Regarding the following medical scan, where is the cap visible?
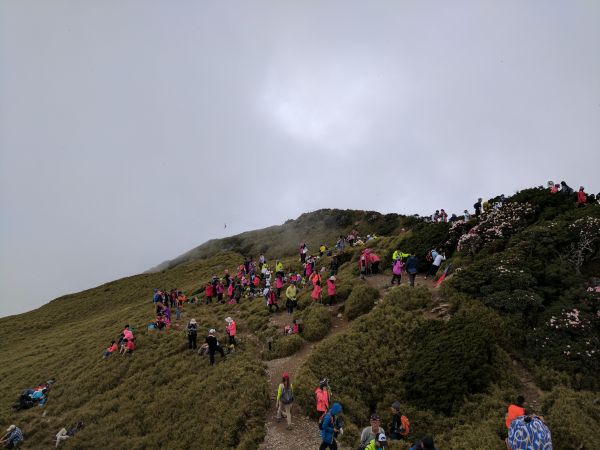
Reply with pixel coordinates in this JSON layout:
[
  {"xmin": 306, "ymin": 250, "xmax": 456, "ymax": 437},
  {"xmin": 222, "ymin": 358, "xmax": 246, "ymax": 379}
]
[
  {"xmin": 370, "ymin": 413, "xmax": 381, "ymax": 421},
  {"xmin": 209, "ymin": 328, "xmax": 216, "ymax": 334},
  {"xmin": 189, "ymin": 319, "xmax": 197, "ymax": 325},
  {"xmin": 6, "ymin": 425, "xmax": 15, "ymax": 432},
  {"xmin": 377, "ymin": 433, "xmax": 387, "ymax": 443},
  {"xmin": 282, "ymin": 372, "xmax": 290, "ymax": 379},
  {"xmin": 329, "ymin": 276, "xmax": 335, "ymax": 281},
  {"xmin": 225, "ymin": 317, "xmax": 232, "ymax": 323}
]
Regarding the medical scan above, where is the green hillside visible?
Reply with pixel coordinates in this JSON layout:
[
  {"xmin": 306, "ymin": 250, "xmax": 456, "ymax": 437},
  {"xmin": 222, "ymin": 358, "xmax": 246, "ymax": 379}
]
[{"xmin": 1, "ymin": 188, "xmax": 599, "ymax": 449}]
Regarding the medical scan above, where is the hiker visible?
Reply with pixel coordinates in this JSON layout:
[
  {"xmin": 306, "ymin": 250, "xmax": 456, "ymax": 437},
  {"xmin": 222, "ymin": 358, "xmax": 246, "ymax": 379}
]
[
  {"xmin": 319, "ymin": 402, "xmax": 343, "ymax": 450},
  {"xmin": 425, "ymin": 251, "xmax": 445, "ymax": 279},
  {"xmin": 432, "ymin": 210, "xmax": 439, "ymax": 222},
  {"xmin": 326, "ymin": 276, "xmax": 336, "ymax": 305},
  {"xmin": 300, "ymin": 243, "xmax": 308, "ymax": 263},
  {"xmin": 275, "ymin": 260, "xmax": 284, "ymax": 278},
  {"xmin": 406, "ymin": 252, "xmax": 418, "ymax": 287},
  {"xmin": 364, "ymin": 433, "xmax": 388, "ymax": 450},
  {"xmin": 330, "ymin": 255, "xmax": 339, "ymax": 276},
  {"xmin": 474, "ymin": 198, "xmax": 482, "ymax": 218},
  {"xmin": 275, "ymin": 275, "xmax": 283, "ymax": 298},
  {"xmin": 391, "ymin": 258, "xmax": 403, "ymax": 285},
  {"xmin": 578, "ymin": 187, "xmax": 587, "ymax": 207},
  {"xmin": 389, "ymin": 401, "xmax": 409, "ymax": 440},
  {"xmin": 286, "ymin": 283, "xmax": 297, "ymax": 314},
  {"xmin": 205, "ymin": 282, "xmax": 214, "ymax": 304},
  {"xmin": 440, "ymin": 209, "xmax": 448, "ymax": 223},
  {"xmin": 463, "ymin": 210, "xmax": 470, "ymax": 221},
  {"xmin": 312, "ymin": 280, "xmax": 322, "ymax": 303},
  {"xmin": 122, "ymin": 324, "xmax": 134, "ymax": 343},
  {"xmin": 276, "ymin": 372, "xmax": 294, "ymax": 430},
  {"xmin": 505, "ymin": 395, "xmax": 527, "ymax": 428},
  {"xmin": 1, "ymin": 425, "xmax": 23, "ymax": 449},
  {"xmin": 187, "ymin": 319, "xmax": 198, "ymax": 350},
  {"xmin": 266, "ymin": 287, "xmax": 279, "ymax": 312},
  {"xmin": 359, "ymin": 252, "xmax": 369, "ymax": 279},
  {"xmin": 225, "ymin": 317, "xmax": 237, "ymax": 348},
  {"xmin": 216, "ymin": 281, "xmax": 224, "ymax": 303},
  {"xmin": 120, "ymin": 338, "xmax": 135, "ymax": 355},
  {"xmin": 103, "ymin": 340, "xmax": 118, "ymax": 358},
  {"xmin": 369, "ymin": 252, "xmax": 381, "ymax": 274},
  {"xmin": 205, "ymin": 329, "xmax": 225, "ymax": 365},
  {"xmin": 560, "ymin": 181, "xmax": 574, "ymax": 196},
  {"xmin": 315, "ymin": 378, "xmax": 330, "ymax": 415},
  {"xmin": 359, "ymin": 413, "xmax": 385, "ymax": 449},
  {"xmin": 409, "ymin": 436, "xmax": 437, "ymax": 450},
  {"xmin": 55, "ymin": 422, "xmax": 84, "ymax": 448}
]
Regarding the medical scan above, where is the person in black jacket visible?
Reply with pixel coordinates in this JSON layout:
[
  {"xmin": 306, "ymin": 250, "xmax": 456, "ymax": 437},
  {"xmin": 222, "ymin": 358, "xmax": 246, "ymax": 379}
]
[
  {"xmin": 205, "ymin": 329, "xmax": 225, "ymax": 366},
  {"xmin": 186, "ymin": 319, "xmax": 198, "ymax": 349}
]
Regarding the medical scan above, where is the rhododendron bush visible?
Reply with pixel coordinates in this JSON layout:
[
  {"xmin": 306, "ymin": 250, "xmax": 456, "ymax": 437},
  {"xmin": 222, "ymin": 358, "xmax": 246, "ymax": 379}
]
[{"xmin": 455, "ymin": 202, "xmax": 535, "ymax": 254}]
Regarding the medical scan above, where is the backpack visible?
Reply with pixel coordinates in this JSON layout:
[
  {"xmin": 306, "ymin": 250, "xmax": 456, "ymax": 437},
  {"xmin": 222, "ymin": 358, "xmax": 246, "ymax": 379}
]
[
  {"xmin": 393, "ymin": 260, "xmax": 403, "ymax": 275},
  {"xmin": 400, "ymin": 415, "xmax": 410, "ymax": 436},
  {"xmin": 318, "ymin": 411, "xmax": 333, "ymax": 430},
  {"xmin": 280, "ymin": 386, "xmax": 294, "ymax": 405}
]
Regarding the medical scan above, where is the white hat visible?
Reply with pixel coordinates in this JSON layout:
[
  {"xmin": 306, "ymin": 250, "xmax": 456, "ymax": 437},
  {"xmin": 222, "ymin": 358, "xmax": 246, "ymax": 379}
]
[
  {"xmin": 225, "ymin": 317, "xmax": 232, "ymax": 323},
  {"xmin": 6, "ymin": 425, "xmax": 15, "ymax": 432},
  {"xmin": 329, "ymin": 276, "xmax": 336, "ymax": 281},
  {"xmin": 189, "ymin": 319, "xmax": 197, "ymax": 325},
  {"xmin": 377, "ymin": 434, "xmax": 387, "ymax": 443},
  {"xmin": 209, "ymin": 328, "xmax": 216, "ymax": 334}
]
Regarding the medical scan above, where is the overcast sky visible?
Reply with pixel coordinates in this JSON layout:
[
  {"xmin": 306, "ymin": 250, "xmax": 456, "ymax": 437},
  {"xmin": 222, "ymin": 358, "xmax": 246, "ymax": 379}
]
[{"xmin": 1, "ymin": 1, "xmax": 599, "ymax": 317}]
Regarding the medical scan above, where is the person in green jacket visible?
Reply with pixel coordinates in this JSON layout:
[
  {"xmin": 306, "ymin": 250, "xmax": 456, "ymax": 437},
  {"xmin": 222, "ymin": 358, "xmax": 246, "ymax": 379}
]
[
  {"xmin": 364, "ymin": 433, "xmax": 388, "ymax": 450},
  {"xmin": 276, "ymin": 372, "xmax": 294, "ymax": 430}
]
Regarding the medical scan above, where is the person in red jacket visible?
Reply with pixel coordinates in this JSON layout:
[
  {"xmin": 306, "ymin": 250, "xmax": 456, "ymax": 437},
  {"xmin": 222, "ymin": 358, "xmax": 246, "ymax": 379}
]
[
  {"xmin": 578, "ymin": 186, "xmax": 587, "ymax": 207},
  {"xmin": 205, "ymin": 282, "xmax": 214, "ymax": 304},
  {"xmin": 311, "ymin": 281, "xmax": 322, "ymax": 303},
  {"xmin": 326, "ymin": 276, "xmax": 336, "ymax": 305},
  {"xmin": 505, "ymin": 395, "xmax": 527, "ymax": 428}
]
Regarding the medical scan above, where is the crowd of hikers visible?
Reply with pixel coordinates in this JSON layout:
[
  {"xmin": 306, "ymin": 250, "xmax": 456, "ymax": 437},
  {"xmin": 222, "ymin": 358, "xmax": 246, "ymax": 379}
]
[{"xmin": 12, "ymin": 182, "xmax": 597, "ymax": 448}]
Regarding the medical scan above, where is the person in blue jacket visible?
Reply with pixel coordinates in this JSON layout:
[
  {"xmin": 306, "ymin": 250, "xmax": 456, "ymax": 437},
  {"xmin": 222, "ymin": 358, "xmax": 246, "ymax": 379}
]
[{"xmin": 319, "ymin": 402, "xmax": 343, "ymax": 450}]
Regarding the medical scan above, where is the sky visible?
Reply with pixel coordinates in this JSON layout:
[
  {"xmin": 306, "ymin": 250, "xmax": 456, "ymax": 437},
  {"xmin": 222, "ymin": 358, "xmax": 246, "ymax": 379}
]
[{"xmin": 1, "ymin": 1, "xmax": 599, "ymax": 317}]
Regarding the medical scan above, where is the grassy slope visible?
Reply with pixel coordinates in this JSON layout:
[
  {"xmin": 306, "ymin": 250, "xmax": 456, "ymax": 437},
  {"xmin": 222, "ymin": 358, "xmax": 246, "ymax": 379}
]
[{"xmin": 0, "ymin": 252, "xmax": 270, "ymax": 449}]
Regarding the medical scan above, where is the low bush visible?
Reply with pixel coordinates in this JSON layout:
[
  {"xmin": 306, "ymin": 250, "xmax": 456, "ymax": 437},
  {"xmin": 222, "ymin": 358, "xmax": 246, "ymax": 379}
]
[
  {"xmin": 542, "ymin": 386, "xmax": 600, "ymax": 450},
  {"xmin": 265, "ymin": 334, "xmax": 304, "ymax": 360},
  {"xmin": 402, "ymin": 314, "xmax": 500, "ymax": 415},
  {"xmin": 385, "ymin": 286, "xmax": 430, "ymax": 310},
  {"xmin": 345, "ymin": 284, "xmax": 379, "ymax": 320},
  {"xmin": 299, "ymin": 304, "xmax": 332, "ymax": 341}
]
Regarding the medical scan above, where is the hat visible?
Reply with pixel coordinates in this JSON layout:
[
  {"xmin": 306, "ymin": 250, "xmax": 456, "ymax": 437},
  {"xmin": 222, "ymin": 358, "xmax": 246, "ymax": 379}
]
[
  {"xmin": 377, "ymin": 433, "xmax": 387, "ymax": 443},
  {"xmin": 329, "ymin": 276, "xmax": 336, "ymax": 281},
  {"xmin": 391, "ymin": 401, "xmax": 401, "ymax": 411},
  {"xmin": 225, "ymin": 317, "xmax": 232, "ymax": 323},
  {"xmin": 209, "ymin": 328, "xmax": 216, "ymax": 334},
  {"xmin": 370, "ymin": 413, "xmax": 381, "ymax": 421},
  {"xmin": 189, "ymin": 319, "xmax": 197, "ymax": 325},
  {"xmin": 7, "ymin": 425, "xmax": 15, "ymax": 432},
  {"xmin": 282, "ymin": 372, "xmax": 290, "ymax": 379}
]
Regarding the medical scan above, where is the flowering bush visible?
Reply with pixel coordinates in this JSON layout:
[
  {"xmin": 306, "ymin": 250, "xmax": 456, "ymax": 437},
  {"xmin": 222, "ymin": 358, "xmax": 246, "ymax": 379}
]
[
  {"xmin": 567, "ymin": 217, "xmax": 600, "ymax": 273},
  {"xmin": 455, "ymin": 202, "xmax": 535, "ymax": 254}
]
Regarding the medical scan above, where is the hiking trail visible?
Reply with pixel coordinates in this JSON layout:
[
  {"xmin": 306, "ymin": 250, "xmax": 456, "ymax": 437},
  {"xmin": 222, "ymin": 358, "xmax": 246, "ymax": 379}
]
[{"xmin": 260, "ymin": 304, "xmax": 350, "ymax": 450}]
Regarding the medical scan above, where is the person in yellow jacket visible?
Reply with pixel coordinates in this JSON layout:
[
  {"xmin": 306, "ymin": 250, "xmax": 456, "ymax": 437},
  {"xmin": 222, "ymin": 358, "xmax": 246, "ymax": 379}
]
[
  {"xmin": 275, "ymin": 261, "xmax": 284, "ymax": 278},
  {"xmin": 285, "ymin": 283, "xmax": 297, "ymax": 314},
  {"xmin": 276, "ymin": 372, "xmax": 294, "ymax": 430}
]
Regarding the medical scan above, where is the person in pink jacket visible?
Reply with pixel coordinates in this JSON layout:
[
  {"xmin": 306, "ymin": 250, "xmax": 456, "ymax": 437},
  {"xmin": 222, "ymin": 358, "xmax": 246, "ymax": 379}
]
[
  {"xmin": 315, "ymin": 378, "xmax": 331, "ymax": 414},
  {"xmin": 225, "ymin": 317, "xmax": 237, "ymax": 348},
  {"xmin": 311, "ymin": 281, "xmax": 322, "ymax": 302},
  {"xmin": 326, "ymin": 276, "xmax": 336, "ymax": 306},
  {"xmin": 275, "ymin": 276, "xmax": 284, "ymax": 298}
]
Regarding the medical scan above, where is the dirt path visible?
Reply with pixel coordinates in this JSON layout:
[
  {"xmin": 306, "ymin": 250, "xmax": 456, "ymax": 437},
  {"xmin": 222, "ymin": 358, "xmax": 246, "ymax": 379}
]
[{"xmin": 260, "ymin": 305, "xmax": 350, "ymax": 450}]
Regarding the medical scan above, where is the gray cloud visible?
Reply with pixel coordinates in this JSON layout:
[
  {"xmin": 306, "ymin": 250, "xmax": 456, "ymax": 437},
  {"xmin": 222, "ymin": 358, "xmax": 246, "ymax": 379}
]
[{"xmin": 1, "ymin": 1, "xmax": 599, "ymax": 316}]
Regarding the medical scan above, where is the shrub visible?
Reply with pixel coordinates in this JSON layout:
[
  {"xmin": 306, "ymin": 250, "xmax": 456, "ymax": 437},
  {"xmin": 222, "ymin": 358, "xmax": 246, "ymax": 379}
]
[
  {"xmin": 345, "ymin": 284, "xmax": 379, "ymax": 320},
  {"xmin": 299, "ymin": 304, "xmax": 332, "ymax": 341},
  {"xmin": 402, "ymin": 314, "xmax": 499, "ymax": 415},
  {"xmin": 265, "ymin": 334, "xmax": 304, "ymax": 360},
  {"xmin": 542, "ymin": 386, "xmax": 600, "ymax": 450},
  {"xmin": 385, "ymin": 286, "xmax": 430, "ymax": 311}
]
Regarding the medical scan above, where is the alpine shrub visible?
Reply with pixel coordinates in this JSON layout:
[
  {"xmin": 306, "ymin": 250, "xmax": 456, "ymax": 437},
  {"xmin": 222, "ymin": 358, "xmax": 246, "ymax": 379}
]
[
  {"xmin": 299, "ymin": 304, "xmax": 331, "ymax": 341},
  {"xmin": 345, "ymin": 284, "xmax": 379, "ymax": 320}
]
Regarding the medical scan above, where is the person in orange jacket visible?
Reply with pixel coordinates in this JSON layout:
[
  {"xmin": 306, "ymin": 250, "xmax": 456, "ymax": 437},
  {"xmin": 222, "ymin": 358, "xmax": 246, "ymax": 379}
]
[{"xmin": 505, "ymin": 395, "xmax": 527, "ymax": 428}]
